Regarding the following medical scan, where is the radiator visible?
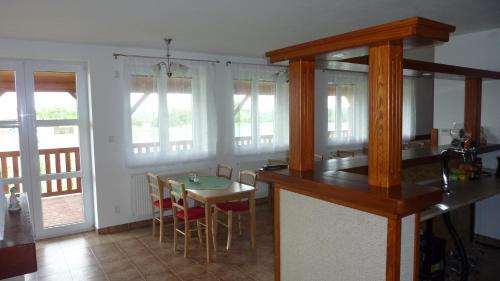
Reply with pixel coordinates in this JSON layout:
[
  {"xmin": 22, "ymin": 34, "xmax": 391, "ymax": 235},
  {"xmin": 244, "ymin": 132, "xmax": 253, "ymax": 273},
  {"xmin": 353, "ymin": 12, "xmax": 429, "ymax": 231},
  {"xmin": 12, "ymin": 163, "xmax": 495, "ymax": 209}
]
[{"xmin": 130, "ymin": 173, "xmax": 152, "ymax": 220}]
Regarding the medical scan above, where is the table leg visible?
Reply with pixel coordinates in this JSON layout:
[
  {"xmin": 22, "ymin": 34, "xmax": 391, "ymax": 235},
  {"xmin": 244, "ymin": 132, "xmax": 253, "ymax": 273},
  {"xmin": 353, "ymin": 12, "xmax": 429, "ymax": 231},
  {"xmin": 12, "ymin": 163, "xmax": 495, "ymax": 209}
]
[
  {"xmin": 204, "ymin": 202, "xmax": 213, "ymax": 264},
  {"xmin": 249, "ymin": 191, "xmax": 256, "ymax": 249}
]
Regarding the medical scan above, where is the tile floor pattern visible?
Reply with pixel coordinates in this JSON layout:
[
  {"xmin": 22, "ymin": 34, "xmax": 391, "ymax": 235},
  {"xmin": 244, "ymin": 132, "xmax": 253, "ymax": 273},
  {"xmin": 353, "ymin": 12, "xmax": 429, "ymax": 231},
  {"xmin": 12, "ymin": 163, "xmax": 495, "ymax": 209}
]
[
  {"xmin": 27, "ymin": 204, "xmax": 274, "ymax": 281},
  {"xmin": 42, "ymin": 193, "xmax": 84, "ymax": 228}
]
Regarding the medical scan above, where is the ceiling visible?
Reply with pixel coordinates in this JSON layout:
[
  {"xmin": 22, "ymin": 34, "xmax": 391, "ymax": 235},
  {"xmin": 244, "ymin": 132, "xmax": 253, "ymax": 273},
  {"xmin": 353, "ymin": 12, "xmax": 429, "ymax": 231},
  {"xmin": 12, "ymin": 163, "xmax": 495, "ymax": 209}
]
[{"xmin": 1, "ymin": 0, "xmax": 500, "ymax": 57}]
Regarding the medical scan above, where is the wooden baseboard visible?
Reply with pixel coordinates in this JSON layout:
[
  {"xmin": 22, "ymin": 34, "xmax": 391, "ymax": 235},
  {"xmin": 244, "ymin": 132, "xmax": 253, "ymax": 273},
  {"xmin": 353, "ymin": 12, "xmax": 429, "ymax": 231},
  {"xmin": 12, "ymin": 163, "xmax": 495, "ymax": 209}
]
[
  {"xmin": 474, "ymin": 234, "xmax": 500, "ymax": 248},
  {"xmin": 97, "ymin": 197, "xmax": 269, "ymax": 234}
]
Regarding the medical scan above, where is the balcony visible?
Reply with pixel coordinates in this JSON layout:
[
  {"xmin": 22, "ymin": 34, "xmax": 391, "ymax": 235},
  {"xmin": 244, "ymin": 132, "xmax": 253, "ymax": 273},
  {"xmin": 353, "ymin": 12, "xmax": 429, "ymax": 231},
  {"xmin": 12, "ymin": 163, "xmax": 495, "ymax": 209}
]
[{"xmin": 1, "ymin": 147, "xmax": 83, "ymax": 228}]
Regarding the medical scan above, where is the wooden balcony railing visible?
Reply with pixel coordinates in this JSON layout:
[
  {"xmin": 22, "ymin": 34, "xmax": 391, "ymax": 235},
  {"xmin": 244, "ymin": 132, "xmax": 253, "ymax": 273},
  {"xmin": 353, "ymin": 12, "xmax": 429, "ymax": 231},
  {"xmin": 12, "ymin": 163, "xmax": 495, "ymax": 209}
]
[
  {"xmin": 328, "ymin": 130, "xmax": 351, "ymax": 139},
  {"xmin": 0, "ymin": 147, "xmax": 81, "ymax": 197},
  {"xmin": 234, "ymin": 135, "xmax": 274, "ymax": 146},
  {"xmin": 132, "ymin": 140, "xmax": 193, "ymax": 155}
]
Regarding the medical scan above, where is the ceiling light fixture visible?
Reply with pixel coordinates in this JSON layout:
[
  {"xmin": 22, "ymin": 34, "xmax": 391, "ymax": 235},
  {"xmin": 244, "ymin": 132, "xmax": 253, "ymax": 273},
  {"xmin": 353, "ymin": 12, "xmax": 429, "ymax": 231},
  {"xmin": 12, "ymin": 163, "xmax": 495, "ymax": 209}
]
[
  {"xmin": 164, "ymin": 38, "xmax": 173, "ymax": 78},
  {"xmin": 422, "ymin": 72, "xmax": 433, "ymax": 76}
]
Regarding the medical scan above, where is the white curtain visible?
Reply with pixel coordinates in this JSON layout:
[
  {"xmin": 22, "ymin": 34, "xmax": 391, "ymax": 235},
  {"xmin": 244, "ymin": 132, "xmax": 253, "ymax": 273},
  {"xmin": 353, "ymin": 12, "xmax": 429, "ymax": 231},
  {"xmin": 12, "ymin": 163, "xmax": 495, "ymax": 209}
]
[
  {"xmin": 325, "ymin": 71, "xmax": 416, "ymax": 146},
  {"xmin": 326, "ymin": 71, "xmax": 369, "ymax": 146},
  {"xmin": 403, "ymin": 77, "xmax": 417, "ymax": 141},
  {"xmin": 231, "ymin": 64, "xmax": 289, "ymax": 155},
  {"xmin": 122, "ymin": 57, "xmax": 216, "ymax": 167}
]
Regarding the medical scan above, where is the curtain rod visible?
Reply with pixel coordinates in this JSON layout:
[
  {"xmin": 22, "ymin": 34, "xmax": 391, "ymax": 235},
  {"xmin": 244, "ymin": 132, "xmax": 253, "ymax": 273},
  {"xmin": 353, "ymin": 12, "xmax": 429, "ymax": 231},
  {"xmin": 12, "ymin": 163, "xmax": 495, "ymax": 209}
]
[
  {"xmin": 113, "ymin": 53, "xmax": 220, "ymax": 64},
  {"xmin": 226, "ymin": 61, "xmax": 287, "ymax": 68}
]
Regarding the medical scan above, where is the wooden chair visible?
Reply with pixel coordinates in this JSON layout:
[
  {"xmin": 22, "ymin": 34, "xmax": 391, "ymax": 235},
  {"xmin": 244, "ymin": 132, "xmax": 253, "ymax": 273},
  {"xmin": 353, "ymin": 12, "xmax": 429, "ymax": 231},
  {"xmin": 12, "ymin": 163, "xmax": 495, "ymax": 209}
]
[
  {"xmin": 146, "ymin": 173, "xmax": 172, "ymax": 243},
  {"xmin": 216, "ymin": 163, "xmax": 233, "ymax": 180},
  {"xmin": 167, "ymin": 179, "xmax": 206, "ymax": 258},
  {"xmin": 213, "ymin": 170, "xmax": 256, "ymax": 250}
]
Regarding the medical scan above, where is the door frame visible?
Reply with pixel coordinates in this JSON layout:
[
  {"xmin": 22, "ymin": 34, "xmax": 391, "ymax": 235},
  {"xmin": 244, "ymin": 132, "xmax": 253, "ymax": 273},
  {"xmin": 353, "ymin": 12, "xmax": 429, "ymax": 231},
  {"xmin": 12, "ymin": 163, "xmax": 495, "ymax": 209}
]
[{"xmin": 2, "ymin": 58, "xmax": 94, "ymax": 239}]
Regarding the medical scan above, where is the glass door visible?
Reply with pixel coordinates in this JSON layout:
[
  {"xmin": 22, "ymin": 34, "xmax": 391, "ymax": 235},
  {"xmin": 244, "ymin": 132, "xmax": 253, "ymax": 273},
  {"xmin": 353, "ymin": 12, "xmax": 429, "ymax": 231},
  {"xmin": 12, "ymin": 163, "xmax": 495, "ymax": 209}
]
[
  {"xmin": 0, "ymin": 61, "xmax": 30, "ymax": 199},
  {"xmin": 0, "ymin": 59, "xmax": 93, "ymax": 239},
  {"xmin": 25, "ymin": 61, "xmax": 93, "ymax": 239}
]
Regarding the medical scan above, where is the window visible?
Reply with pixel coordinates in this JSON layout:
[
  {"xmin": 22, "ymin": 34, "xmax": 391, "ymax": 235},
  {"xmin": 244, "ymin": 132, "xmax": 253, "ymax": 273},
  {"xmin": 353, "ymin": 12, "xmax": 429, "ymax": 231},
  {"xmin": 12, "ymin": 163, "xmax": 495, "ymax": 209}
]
[
  {"xmin": 325, "ymin": 71, "xmax": 416, "ymax": 146},
  {"xmin": 124, "ymin": 58, "xmax": 216, "ymax": 166},
  {"xmin": 232, "ymin": 65, "xmax": 288, "ymax": 155},
  {"xmin": 326, "ymin": 71, "xmax": 368, "ymax": 146},
  {"xmin": 328, "ymin": 83, "xmax": 355, "ymax": 139}
]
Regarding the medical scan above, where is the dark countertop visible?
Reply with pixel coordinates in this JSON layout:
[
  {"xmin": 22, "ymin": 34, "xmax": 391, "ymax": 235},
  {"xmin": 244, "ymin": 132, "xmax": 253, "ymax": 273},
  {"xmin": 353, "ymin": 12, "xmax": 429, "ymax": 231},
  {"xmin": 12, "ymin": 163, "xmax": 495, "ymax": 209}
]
[
  {"xmin": 259, "ymin": 144, "xmax": 500, "ymax": 218},
  {"xmin": 0, "ymin": 192, "xmax": 37, "ymax": 279},
  {"xmin": 1, "ymin": 193, "xmax": 35, "ymax": 248},
  {"xmin": 420, "ymin": 170, "xmax": 500, "ymax": 221}
]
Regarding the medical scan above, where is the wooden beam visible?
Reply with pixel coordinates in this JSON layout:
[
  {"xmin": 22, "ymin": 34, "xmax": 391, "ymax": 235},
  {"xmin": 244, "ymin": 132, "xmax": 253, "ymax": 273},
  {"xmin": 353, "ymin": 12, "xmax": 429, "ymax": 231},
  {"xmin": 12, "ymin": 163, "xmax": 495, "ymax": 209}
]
[
  {"xmin": 266, "ymin": 17, "xmax": 455, "ymax": 63},
  {"xmin": 288, "ymin": 58, "xmax": 315, "ymax": 171},
  {"xmin": 386, "ymin": 217, "xmax": 402, "ymax": 281},
  {"xmin": 341, "ymin": 56, "xmax": 500, "ymax": 80},
  {"xmin": 464, "ymin": 77, "xmax": 482, "ymax": 143},
  {"xmin": 368, "ymin": 41, "xmax": 403, "ymax": 188}
]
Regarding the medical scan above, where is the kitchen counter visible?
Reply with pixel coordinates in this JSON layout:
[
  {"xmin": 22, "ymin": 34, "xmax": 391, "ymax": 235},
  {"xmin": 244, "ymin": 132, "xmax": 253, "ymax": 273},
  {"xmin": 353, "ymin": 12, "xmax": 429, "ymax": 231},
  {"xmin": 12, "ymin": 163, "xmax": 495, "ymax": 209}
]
[
  {"xmin": 419, "ymin": 170, "xmax": 500, "ymax": 221},
  {"xmin": 259, "ymin": 144, "xmax": 500, "ymax": 218}
]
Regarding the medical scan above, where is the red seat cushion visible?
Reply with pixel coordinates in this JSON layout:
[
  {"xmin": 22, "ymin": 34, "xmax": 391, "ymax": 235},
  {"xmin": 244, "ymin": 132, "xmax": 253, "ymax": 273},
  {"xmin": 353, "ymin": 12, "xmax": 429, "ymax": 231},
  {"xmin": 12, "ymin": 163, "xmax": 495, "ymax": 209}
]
[
  {"xmin": 153, "ymin": 198, "xmax": 172, "ymax": 209},
  {"xmin": 176, "ymin": 206, "xmax": 205, "ymax": 221},
  {"xmin": 216, "ymin": 201, "xmax": 249, "ymax": 212}
]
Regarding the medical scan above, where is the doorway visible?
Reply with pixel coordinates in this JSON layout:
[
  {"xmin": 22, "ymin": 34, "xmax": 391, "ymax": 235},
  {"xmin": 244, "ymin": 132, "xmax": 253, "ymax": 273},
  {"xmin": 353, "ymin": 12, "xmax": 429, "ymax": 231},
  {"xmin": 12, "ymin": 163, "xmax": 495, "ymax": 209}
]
[{"xmin": 0, "ymin": 59, "xmax": 93, "ymax": 239}]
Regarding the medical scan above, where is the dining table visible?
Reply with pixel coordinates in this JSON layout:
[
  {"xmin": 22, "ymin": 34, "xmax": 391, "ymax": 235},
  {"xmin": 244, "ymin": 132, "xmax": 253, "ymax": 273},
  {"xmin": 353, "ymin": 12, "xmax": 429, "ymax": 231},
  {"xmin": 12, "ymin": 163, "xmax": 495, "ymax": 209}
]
[{"xmin": 160, "ymin": 174, "xmax": 257, "ymax": 263}]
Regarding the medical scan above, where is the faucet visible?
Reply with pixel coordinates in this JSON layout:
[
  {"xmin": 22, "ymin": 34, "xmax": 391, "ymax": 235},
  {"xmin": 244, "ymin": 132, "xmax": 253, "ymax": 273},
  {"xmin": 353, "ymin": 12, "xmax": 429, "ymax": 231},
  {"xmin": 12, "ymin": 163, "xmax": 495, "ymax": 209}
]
[{"xmin": 441, "ymin": 147, "xmax": 477, "ymax": 194}]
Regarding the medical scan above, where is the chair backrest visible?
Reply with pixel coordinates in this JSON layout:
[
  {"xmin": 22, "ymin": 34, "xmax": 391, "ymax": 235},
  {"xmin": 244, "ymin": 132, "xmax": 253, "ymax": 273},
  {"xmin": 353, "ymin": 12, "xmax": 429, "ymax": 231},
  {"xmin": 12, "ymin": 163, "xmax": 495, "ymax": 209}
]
[
  {"xmin": 314, "ymin": 154, "xmax": 323, "ymax": 161},
  {"xmin": 167, "ymin": 179, "xmax": 187, "ymax": 211},
  {"xmin": 146, "ymin": 172, "xmax": 164, "ymax": 208},
  {"xmin": 335, "ymin": 150, "xmax": 355, "ymax": 158},
  {"xmin": 216, "ymin": 164, "xmax": 233, "ymax": 180},
  {"xmin": 238, "ymin": 170, "xmax": 257, "ymax": 187},
  {"xmin": 267, "ymin": 159, "xmax": 288, "ymax": 165}
]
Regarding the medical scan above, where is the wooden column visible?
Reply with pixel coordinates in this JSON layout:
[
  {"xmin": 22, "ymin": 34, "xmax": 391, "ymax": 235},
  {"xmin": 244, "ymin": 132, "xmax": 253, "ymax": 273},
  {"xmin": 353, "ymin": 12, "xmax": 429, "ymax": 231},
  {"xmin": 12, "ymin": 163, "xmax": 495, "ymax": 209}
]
[
  {"xmin": 288, "ymin": 58, "xmax": 315, "ymax": 171},
  {"xmin": 368, "ymin": 40, "xmax": 404, "ymax": 188},
  {"xmin": 464, "ymin": 77, "xmax": 482, "ymax": 143}
]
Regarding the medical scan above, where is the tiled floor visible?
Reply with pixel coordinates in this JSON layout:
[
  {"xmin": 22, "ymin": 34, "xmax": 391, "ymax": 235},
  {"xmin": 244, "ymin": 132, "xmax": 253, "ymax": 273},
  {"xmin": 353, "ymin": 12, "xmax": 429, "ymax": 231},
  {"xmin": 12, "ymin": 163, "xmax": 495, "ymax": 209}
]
[
  {"xmin": 28, "ymin": 204, "xmax": 274, "ymax": 281},
  {"xmin": 41, "ymin": 193, "xmax": 84, "ymax": 228}
]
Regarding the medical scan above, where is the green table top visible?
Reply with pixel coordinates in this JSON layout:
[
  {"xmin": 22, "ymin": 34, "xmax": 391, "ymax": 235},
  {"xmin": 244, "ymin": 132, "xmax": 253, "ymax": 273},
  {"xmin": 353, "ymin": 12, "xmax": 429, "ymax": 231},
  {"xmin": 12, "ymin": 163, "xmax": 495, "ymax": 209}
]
[{"xmin": 173, "ymin": 175, "xmax": 231, "ymax": 190}]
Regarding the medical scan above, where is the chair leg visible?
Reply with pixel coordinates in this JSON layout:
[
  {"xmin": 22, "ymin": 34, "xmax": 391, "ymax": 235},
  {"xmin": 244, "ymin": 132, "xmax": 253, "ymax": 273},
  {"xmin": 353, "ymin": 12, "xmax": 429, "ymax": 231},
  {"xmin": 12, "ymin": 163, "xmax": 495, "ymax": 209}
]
[
  {"xmin": 226, "ymin": 211, "xmax": 233, "ymax": 250},
  {"xmin": 212, "ymin": 208, "xmax": 218, "ymax": 251},
  {"xmin": 184, "ymin": 218, "xmax": 190, "ymax": 258},
  {"xmin": 196, "ymin": 220, "xmax": 203, "ymax": 244},
  {"xmin": 173, "ymin": 211, "xmax": 178, "ymax": 252},
  {"xmin": 238, "ymin": 213, "xmax": 243, "ymax": 236},
  {"xmin": 152, "ymin": 216, "xmax": 156, "ymax": 237},
  {"xmin": 159, "ymin": 210, "xmax": 164, "ymax": 243}
]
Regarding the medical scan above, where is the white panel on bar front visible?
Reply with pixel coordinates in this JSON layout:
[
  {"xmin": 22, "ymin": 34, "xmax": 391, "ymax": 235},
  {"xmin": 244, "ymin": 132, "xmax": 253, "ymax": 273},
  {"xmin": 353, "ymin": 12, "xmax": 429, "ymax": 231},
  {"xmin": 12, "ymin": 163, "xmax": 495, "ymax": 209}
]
[
  {"xmin": 400, "ymin": 214, "xmax": 416, "ymax": 281},
  {"xmin": 280, "ymin": 189, "xmax": 387, "ymax": 281}
]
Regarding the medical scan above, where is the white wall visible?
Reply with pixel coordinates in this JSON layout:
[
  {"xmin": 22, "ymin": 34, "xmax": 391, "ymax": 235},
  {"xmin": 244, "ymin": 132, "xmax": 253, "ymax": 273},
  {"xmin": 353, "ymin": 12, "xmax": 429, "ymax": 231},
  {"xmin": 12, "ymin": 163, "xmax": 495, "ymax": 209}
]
[
  {"xmin": 0, "ymin": 37, "xmax": 287, "ymax": 229},
  {"xmin": 0, "ymin": 36, "xmax": 437, "ymax": 230},
  {"xmin": 434, "ymin": 28, "xmax": 500, "ymax": 239}
]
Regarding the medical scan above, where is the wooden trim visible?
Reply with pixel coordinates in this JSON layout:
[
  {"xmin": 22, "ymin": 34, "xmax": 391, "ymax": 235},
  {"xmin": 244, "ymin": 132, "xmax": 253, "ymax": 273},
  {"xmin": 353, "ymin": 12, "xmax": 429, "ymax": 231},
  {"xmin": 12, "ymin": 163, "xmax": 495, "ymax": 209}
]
[
  {"xmin": 474, "ymin": 234, "xmax": 500, "ymax": 248},
  {"xmin": 288, "ymin": 58, "xmax": 315, "ymax": 171},
  {"xmin": 387, "ymin": 217, "xmax": 402, "ymax": 281},
  {"xmin": 266, "ymin": 17, "xmax": 455, "ymax": 63},
  {"xmin": 464, "ymin": 77, "xmax": 482, "ymax": 143},
  {"xmin": 368, "ymin": 40, "xmax": 403, "ymax": 188},
  {"xmin": 274, "ymin": 185, "xmax": 281, "ymax": 281},
  {"xmin": 413, "ymin": 213, "xmax": 421, "ymax": 281},
  {"xmin": 341, "ymin": 56, "xmax": 500, "ymax": 79}
]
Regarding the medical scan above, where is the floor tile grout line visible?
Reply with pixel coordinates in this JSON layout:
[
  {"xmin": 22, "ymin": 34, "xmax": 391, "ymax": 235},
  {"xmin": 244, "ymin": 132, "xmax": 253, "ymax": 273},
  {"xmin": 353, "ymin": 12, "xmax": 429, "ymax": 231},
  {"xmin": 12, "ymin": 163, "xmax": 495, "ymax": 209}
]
[
  {"xmin": 112, "ymin": 237, "xmax": 148, "ymax": 281},
  {"xmin": 87, "ymin": 244, "xmax": 111, "ymax": 281}
]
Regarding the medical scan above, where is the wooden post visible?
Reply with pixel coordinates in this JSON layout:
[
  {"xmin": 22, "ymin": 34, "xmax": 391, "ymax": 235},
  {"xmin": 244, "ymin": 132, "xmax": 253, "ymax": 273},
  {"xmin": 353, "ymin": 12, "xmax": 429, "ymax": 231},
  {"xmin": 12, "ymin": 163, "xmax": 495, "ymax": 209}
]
[
  {"xmin": 368, "ymin": 40, "xmax": 404, "ymax": 188},
  {"xmin": 464, "ymin": 77, "xmax": 482, "ymax": 144},
  {"xmin": 288, "ymin": 58, "xmax": 315, "ymax": 171}
]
